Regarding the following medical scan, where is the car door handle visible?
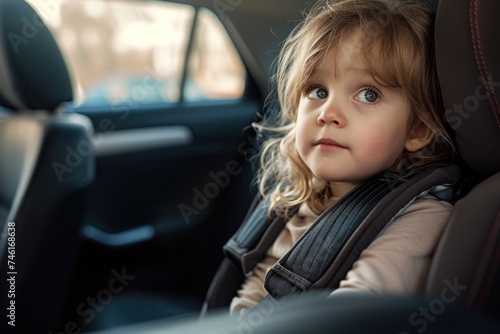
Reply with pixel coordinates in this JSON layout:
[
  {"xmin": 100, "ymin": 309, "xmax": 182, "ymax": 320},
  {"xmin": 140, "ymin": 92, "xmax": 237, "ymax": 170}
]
[
  {"xmin": 94, "ymin": 125, "xmax": 193, "ymax": 157},
  {"xmin": 81, "ymin": 224, "xmax": 155, "ymax": 247}
]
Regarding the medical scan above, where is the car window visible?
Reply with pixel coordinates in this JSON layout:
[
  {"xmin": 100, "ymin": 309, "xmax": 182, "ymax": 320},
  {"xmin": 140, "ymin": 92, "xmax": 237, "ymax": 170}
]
[
  {"xmin": 25, "ymin": 0, "xmax": 246, "ymax": 108},
  {"xmin": 184, "ymin": 8, "xmax": 246, "ymax": 102}
]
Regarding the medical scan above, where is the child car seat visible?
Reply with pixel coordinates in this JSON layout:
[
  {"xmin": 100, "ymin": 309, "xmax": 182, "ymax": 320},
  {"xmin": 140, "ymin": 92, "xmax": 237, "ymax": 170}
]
[
  {"xmin": 201, "ymin": 0, "xmax": 469, "ymax": 315},
  {"xmin": 425, "ymin": 0, "xmax": 500, "ymax": 318}
]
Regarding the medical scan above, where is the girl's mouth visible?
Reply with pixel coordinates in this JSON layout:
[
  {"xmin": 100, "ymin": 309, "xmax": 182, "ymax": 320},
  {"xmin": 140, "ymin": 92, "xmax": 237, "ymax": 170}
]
[{"xmin": 313, "ymin": 138, "xmax": 348, "ymax": 150}]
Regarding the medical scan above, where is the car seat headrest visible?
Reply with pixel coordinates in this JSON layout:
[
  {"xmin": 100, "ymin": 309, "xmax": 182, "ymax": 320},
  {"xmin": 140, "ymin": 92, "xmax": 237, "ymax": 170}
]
[
  {"xmin": 0, "ymin": 0, "xmax": 73, "ymax": 112},
  {"xmin": 435, "ymin": 0, "xmax": 500, "ymax": 176}
]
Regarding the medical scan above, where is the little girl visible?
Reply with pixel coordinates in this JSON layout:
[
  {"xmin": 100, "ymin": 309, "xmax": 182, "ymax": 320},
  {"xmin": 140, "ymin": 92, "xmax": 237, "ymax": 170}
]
[{"xmin": 230, "ymin": 0, "xmax": 456, "ymax": 315}]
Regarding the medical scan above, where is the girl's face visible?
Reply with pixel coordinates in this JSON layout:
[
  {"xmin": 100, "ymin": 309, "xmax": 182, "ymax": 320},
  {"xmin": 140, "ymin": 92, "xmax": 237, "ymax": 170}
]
[{"xmin": 295, "ymin": 32, "xmax": 422, "ymax": 197}]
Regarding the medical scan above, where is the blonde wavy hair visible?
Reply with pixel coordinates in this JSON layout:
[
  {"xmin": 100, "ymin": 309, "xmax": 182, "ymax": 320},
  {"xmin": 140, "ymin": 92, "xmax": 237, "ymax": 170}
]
[{"xmin": 254, "ymin": 0, "xmax": 455, "ymax": 219}]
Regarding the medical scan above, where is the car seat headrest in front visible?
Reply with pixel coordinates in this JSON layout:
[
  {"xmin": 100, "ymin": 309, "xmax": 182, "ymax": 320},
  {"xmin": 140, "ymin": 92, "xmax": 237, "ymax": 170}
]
[
  {"xmin": 435, "ymin": 0, "xmax": 500, "ymax": 176},
  {"xmin": 0, "ymin": 0, "xmax": 73, "ymax": 111}
]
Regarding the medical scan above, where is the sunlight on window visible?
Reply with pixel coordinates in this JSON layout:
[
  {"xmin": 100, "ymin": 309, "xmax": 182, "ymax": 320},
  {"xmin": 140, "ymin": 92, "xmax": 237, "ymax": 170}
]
[
  {"xmin": 185, "ymin": 8, "xmax": 246, "ymax": 101},
  {"xmin": 25, "ymin": 0, "xmax": 245, "ymax": 107}
]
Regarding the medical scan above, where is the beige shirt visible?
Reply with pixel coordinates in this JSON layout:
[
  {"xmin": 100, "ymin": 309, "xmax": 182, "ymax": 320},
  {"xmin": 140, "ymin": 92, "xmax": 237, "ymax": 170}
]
[{"xmin": 230, "ymin": 196, "xmax": 452, "ymax": 316}]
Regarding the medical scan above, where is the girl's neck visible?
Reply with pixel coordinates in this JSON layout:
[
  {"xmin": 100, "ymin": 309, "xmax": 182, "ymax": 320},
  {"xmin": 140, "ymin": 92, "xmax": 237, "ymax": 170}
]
[{"xmin": 329, "ymin": 182, "xmax": 358, "ymax": 198}]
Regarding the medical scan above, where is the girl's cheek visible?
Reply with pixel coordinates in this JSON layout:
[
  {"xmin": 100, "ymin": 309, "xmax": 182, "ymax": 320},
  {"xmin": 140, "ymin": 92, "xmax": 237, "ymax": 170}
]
[
  {"xmin": 360, "ymin": 132, "xmax": 404, "ymax": 169},
  {"xmin": 364, "ymin": 135, "xmax": 389, "ymax": 155}
]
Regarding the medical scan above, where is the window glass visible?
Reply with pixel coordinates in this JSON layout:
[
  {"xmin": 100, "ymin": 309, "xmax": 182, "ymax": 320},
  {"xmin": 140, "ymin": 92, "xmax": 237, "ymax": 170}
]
[
  {"xmin": 185, "ymin": 8, "xmax": 246, "ymax": 102},
  {"xmin": 25, "ymin": 0, "xmax": 245, "ymax": 107}
]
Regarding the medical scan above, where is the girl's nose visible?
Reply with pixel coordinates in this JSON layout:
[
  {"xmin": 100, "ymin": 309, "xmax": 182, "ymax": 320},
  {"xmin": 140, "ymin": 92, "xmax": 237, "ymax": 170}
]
[{"xmin": 317, "ymin": 97, "xmax": 346, "ymax": 127}]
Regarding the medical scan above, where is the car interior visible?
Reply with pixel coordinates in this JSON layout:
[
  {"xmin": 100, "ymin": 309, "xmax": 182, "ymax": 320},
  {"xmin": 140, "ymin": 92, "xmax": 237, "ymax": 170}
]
[{"xmin": 0, "ymin": 0, "xmax": 498, "ymax": 333}]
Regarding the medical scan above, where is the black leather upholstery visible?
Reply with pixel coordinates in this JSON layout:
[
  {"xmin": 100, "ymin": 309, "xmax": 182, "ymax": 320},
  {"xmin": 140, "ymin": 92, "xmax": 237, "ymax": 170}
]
[
  {"xmin": 425, "ymin": 0, "xmax": 500, "ymax": 319},
  {"xmin": 0, "ymin": 0, "xmax": 94, "ymax": 332},
  {"xmin": 426, "ymin": 172, "xmax": 500, "ymax": 315},
  {"xmin": 0, "ymin": 0, "xmax": 73, "ymax": 111},
  {"xmin": 435, "ymin": 0, "xmax": 500, "ymax": 176}
]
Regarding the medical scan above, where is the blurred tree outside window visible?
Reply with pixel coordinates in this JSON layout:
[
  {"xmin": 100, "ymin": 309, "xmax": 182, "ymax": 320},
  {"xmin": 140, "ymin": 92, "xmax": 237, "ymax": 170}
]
[{"xmin": 25, "ymin": 0, "xmax": 246, "ymax": 107}]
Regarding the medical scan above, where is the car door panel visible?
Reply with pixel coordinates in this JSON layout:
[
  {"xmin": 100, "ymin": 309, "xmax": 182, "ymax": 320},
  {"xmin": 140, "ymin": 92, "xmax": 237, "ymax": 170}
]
[
  {"xmin": 81, "ymin": 99, "xmax": 258, "ymax": 225},
  {"xmin": 66, "ymin": 97, "xmax": 260, "ymax": 309}
]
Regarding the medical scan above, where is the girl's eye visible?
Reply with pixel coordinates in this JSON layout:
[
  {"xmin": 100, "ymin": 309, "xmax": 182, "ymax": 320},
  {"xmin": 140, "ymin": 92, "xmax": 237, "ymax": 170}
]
[
  {"xmin": 308, "ymin": 86, "xmax": 328, "ymax": 100},
  {"xmin": 356, "ymin": 88, "xmax": 380, "ymax": 103}
]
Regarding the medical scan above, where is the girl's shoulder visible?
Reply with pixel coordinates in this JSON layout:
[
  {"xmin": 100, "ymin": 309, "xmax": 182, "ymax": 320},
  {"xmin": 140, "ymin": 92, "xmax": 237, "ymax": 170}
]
[
  {"xmin": 388, "ymin": 194, "xmax": 453, "ymax": 235},
  {"xmin": 407, "ymin": 194, "xmax": 454, "ymax": 212}
]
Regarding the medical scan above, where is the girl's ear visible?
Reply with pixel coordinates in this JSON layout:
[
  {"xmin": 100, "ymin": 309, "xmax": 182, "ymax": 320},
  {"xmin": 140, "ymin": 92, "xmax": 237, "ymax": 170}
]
[{"xmin": 405, "ymin": 124, "xmax": 433, "ymax": 152}]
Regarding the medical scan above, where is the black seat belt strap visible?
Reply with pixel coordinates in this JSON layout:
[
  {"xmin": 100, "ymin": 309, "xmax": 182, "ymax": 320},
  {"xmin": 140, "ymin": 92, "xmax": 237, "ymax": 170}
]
[
  {"xmin": 224, "ymin": 195, "xmax": 298, "ymax": 276},
  {"xmin": 264, "ymin": 165, "xmax": 460, "ymax": 299}
]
